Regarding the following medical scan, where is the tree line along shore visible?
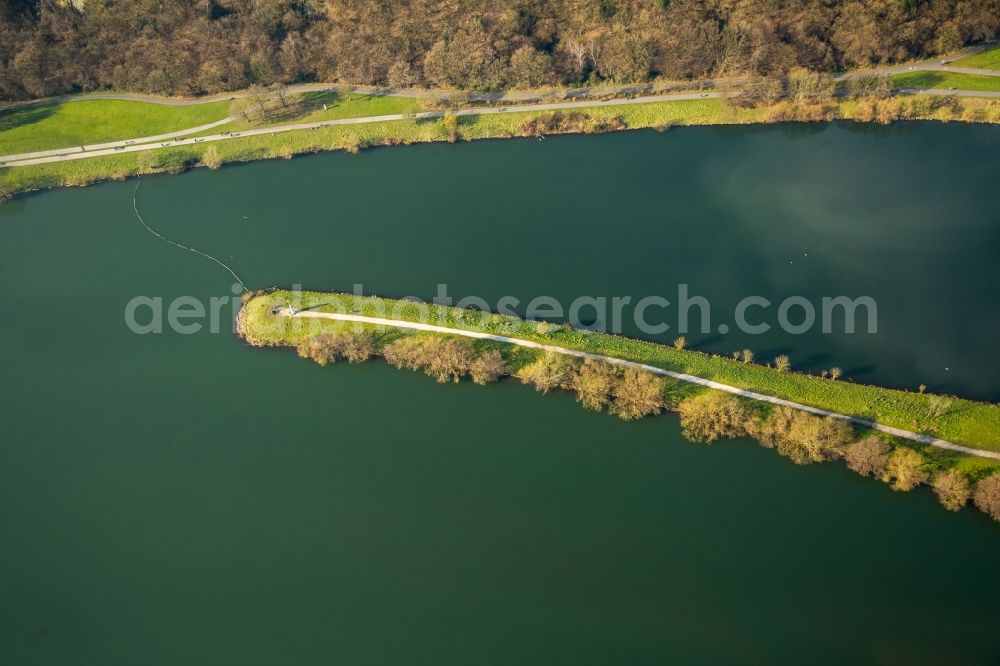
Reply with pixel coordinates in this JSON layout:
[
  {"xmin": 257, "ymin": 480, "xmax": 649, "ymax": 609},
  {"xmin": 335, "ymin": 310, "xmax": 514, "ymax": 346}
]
[
  {"xmin": 239, "ymin": 290, "xmax": 1000, "ymax": 524},
  {"xmin": 2, "ymin": 0, "xmax": 998, "ymax": 101}
]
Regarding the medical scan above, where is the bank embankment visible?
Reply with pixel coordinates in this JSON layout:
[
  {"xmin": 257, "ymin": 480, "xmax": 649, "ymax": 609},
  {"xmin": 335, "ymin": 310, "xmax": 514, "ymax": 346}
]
[{"xmin": 4, "ymin": 93, "xmax": 999, "ymax": 200}]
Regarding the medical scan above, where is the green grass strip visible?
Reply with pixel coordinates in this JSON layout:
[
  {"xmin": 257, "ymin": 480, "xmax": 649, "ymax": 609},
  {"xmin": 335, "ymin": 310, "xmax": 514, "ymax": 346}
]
[
  {"xmin": 891, "ymin": 71, "xmax": 1000, "ymax": 92},
  {"xmin": 952, "ymin": 45, "xmax": 1000, "ymax": 70},
  {"xmin": 0, "ymin": 99, "xmax": 232, "ymax": 155}
]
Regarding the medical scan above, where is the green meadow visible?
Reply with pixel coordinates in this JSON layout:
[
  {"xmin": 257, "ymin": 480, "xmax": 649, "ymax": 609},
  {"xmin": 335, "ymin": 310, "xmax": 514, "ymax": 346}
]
[
  {"xmin": 0, "ymin": 98, "xmax": 232, "ymax": 155},
  {"xmin": 952, "ymin": 44, "xmax": 1000, "ymax": 70},
  {"xmin": 892, "ymin": 71, "xmax": 1000, "ymax": 92}
]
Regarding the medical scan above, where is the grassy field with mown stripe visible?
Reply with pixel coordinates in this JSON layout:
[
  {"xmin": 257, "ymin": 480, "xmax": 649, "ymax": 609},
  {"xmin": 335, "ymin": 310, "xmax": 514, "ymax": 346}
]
[
  {"xmin": 953, "ymin": 45, "xmax": 1000, "ymax": 70},
  {"xmin": 891, "ymin": 71, "xmax": 1000, "ymax": 92},
  {"xmin": 0, "ymin": 99, "xmax": 232, "ymax": 155}
]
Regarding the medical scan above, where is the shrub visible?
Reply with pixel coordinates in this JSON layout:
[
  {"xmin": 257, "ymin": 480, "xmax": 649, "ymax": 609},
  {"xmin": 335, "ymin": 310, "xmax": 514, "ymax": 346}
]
[
  {"xmin": 610, "ymin": 368, "xmax": 664, "ymax": 421},
  {"xmin": 339, "ymin": 331, "xmax": 378, "ymax": 363},
  {"xmin": 381, "ymin": 335, "xmax": 425, "ymax": 371},
  {"xmin": 881, "ymin": 448, "xmax": 928, "ymax": 492},
  {"xmin": 297, "ymin": 334, "xmax": 341, "ymax": 366},
  {"xmin": 973, "ymin": 474, "xmax": 1000, "ymax": 522},
  {"xmin": 583, "ymin": 115, "xmax": 627, "ymax": 134},
  {"xmin": 677, "ymin": 391, "xmax": 752, "ymax": 443},
  {"xmin": 520, "ymin": 111, "xmax": 625, "ymax": 136},
  {"xmin": 522, "ymin": 112, "xmax": 580, "ymax": 135},
  {"xmin": 673, "ymin": 336, "xmax": 686, "ymax": 350},
  {"xmin": 769, "ymin": 100, "xmax": 836, "ymax": 122},
  {"xmin": 828, "ymin": 367, "xmax": 843, "ymax": 380},
  {"xmin": 420, "ymin": 337, "xmax": 475, "ymax": 383},
  {"xmin": 926, "ymin": 395, "xmax": 952, "ymax": 419},
  {"xmin": 752, "ymin": 405, "xmax": 796, "ymax": 449},
  {"xmin": 535, "ymin": 321, "xmax": 560, "ymax": 336},
  {"xmin": 841, "ymin": 436, "xmax": 890, "ymax": 477},
  {"xmin": 296, "ymin": 331, "xmax": 377, "ymax": 366},
  {"xmin": 875, "ymin": 100, "xmax": 900, "ymax": 124},
  {"xmin": 931, "ymin": 471, "xmax": 971, "ymax": 512},
  {"xmin": 848, "ymin": 73, "xmax": 892, "ymax": 99},
  {"xmin": 853, "ymin": 98, "xmax": 899, "ymax": 124},
  {"xmin": 728, "ymin": 76, "xmax": 783, "ymax": 108},
  {"xmin": 781, "ymin": 412, "xmax": 852, "ymax": 464},
  {"xmin": 740, "ymin": 349, "xmax": 754, "ymax": 364},
  {"xmin": 571, "ymin": 359, "xmax": 620, "ymax": 411},
  {"xmin": 755, "ymin": 407, "xmax": 851, "ymax": 464},
  {"xmin": 442, "ymin": 111, "xmax": 458, "ymax": 142},
  {"xmin": 786, "ymin": 68, "xmax": 835, "ymax": 102},
  {"xmin": 919, "ymin": 395, "xmax": 954, "ymax": 432},
  {"xmin": 339, "ymin": 135, "xmax": 362, "ymax": 153},
  {"xmin": 382, "ymin": 335, "xmax": 475, "ymax": 383},
  {"xmin": 469, "ymin": 350, "xmax": 507, "ymax": 385},
  {"xmin": 773, "ymin": 355, "xmax": 790, "ymax": 372},
  {"xmin": 761, "ymin": 100, "xmax": 793, "ymax": 121},
  {"xmin": 516, "ymin": 353, "xmax": 578, "ymax": 393},
  {"xmin": 202, "ymin": 145, "xmax": 223, "ymax": 169}
]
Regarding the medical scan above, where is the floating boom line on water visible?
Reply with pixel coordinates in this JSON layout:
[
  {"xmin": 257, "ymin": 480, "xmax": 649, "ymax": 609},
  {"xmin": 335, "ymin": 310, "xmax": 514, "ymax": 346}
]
[{"xmin": 132, "ymin": 178, "xmax": 249, "ymax": 292}]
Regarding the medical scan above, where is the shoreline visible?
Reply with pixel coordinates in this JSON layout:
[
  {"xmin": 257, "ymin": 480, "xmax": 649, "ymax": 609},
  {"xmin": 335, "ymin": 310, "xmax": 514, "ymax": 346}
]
[
  {"xmin": 286, "ymin": 308, "xmax": 1000, "ymax": 460},
  {"xmin": 3, "ymin": 92, "xmax": 999, "ymax": 201}
]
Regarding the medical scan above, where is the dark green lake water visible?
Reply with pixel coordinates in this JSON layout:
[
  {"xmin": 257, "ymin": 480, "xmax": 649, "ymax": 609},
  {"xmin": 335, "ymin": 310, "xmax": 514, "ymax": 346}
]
[{"xmin": 1, "ymin": 123, "xmax": 999, "ymax": 664}]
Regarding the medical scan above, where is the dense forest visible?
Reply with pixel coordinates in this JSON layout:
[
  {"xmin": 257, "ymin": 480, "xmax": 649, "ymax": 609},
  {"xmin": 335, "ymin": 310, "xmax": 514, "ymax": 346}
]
[{"xmin": 1, "ymin": 0, "xmax": 998, "ymax": 100}]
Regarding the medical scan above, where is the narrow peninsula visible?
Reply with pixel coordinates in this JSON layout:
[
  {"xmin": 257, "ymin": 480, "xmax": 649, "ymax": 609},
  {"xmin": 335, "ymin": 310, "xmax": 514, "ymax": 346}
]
[{"xmin": 239, "ymin": 289, "xmax": 1000, "ymax": 523}]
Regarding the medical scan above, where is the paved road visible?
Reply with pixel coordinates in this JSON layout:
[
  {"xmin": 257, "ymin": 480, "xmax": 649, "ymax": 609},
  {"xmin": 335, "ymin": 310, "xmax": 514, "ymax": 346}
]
[
  {"xmin": 838, "ymin": 63, "xmax": 1000, "ymax": 79},
  {"xmin": 0, "ymin": 90, "xmax": 730, "ymax": 167},
  {"xmin": 0, "ymin": 116, "xmax": 236, "ymax": 163},
  {"xmin": 280, "ymin": 309, "xmax": 1000, "ymax": 460},
  {"xmin": 3, "ymin": 83, "xmax": 999, "ymax": 169},
  {"xmin": 835, "ymin": 42, "xmax": 1000, "ymax": 79},
  {"xmin": 0, "ymin": 80, "xmax": 709, "ymax": 110}
]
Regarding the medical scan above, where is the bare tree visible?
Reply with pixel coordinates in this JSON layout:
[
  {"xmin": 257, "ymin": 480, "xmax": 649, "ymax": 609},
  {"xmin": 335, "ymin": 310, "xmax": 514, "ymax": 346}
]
[
  {"xmin": 678, "ymin": 391, "xmax": 752, "ymax": 443},
  {"xmin": 572, "ymin": 359, "xmax": 620, "ymax": 411},
  {"xmin": 248, "ymin": 89, "xmax": 272, "ymax": 122},
  {"xmin": 516, "ymin": 353, "xmax": 578, "ymax": 393},
  {"xmin": 932, "ymin": 471, "xmax": 971, "ymax": 511},
  {"xmin": 610, "ymin": 368, "xmax": 665, "ymax": 421},
  {"xmin": 881, "ymin": 448, "xmax": 928, "ymax": 492},
  {"xmin": 469, "ymin": 350, "xmax": 507, "ymax": 385},
  {"xmin": 841, "ymin": 436, "xmax": 890, "ymax": 477},
  {"xmin": 271, "ymin": 83, "xmax": 290, "ymax": 108},
  {"xmin": 974, "ymin": 474, "xmax": 1000, "ymax": 522}
]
